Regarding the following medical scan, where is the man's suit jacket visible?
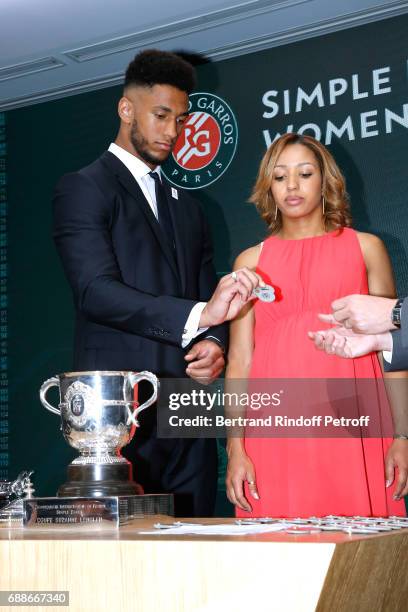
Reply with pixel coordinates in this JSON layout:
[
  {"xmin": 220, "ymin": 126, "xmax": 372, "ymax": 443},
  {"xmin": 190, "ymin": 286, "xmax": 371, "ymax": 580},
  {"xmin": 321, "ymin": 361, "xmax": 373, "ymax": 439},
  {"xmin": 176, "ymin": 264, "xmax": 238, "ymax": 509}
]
[
  {"xmin": 53, "ymin": 150, "xmax": 226, "ymax": 375},
  {"xmin": 386, "ymin": 299, "xmax": 408, "ymax": 371},
  {"xmin": 52, "ymin": 150, "xmax": 226, "ymax": 516}
]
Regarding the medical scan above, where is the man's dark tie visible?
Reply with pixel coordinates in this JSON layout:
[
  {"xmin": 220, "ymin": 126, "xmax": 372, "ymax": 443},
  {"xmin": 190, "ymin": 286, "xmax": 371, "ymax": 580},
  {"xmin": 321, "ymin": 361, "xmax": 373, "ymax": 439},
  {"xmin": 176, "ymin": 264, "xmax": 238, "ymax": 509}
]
[{"xmin": 149, "ymin": 171, "xmax": 176, "ymax": 250}]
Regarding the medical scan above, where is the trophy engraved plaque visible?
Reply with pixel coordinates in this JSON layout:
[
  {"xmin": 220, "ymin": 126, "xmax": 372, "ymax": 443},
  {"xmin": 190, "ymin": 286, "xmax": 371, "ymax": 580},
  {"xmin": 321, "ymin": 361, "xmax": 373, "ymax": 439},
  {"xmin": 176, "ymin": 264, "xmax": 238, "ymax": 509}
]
[
  {"xmin": 23, "ymin": 494, "xmax": 174, "ymax": 529},
  {"xmin": 40, "ymin": 371, "xmax": 158, "ymax": 497}
]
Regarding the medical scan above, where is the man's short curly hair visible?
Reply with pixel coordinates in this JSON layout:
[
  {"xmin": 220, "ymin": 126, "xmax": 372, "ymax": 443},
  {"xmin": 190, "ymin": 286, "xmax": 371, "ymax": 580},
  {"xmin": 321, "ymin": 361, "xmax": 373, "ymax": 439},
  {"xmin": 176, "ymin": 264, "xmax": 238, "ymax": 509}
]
[{"xmin": 124, "ymin": 49, "xmax": 196, "ymax": 94}]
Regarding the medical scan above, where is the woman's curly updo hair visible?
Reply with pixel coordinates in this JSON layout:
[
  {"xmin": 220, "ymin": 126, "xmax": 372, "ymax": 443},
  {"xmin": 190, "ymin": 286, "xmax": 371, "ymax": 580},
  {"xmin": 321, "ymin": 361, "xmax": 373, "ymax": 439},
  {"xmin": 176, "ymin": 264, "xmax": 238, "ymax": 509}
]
[{"xmin": 249, "ymin": 133, "xmax": 352, "ymax": 234}]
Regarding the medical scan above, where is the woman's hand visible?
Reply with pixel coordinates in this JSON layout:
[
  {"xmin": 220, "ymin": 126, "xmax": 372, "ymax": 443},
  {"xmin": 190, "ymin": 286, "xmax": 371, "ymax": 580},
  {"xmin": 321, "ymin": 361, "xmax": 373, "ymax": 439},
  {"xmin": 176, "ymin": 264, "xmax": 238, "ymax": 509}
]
[
  {"xmin": 225, "ymin": 449, "xmax": 259, "ymax": 512},
  {"xmin": 385, "ymin": 439, "xmax": 408, "ymax": 500}
]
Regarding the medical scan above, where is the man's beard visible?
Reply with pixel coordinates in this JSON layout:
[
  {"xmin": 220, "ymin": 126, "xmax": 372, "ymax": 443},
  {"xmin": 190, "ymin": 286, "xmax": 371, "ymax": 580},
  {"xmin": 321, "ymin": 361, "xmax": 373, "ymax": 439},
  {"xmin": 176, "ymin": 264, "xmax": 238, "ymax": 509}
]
[{"xmin": 130, "ymin": 120, "xmax": 171, "ymax": 166}]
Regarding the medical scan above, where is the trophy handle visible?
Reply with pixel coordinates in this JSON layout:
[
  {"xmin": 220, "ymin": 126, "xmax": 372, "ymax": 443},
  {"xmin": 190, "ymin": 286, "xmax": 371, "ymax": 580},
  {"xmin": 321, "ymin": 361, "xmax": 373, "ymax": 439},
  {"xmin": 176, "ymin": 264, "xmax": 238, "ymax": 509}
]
[
  {"xmin": 39, "ymin": 377, "xmax": 61, "ymax": 415},
  {"xmin": 127, "ymin": 371, "xmax": 159, "ymax": 427}
]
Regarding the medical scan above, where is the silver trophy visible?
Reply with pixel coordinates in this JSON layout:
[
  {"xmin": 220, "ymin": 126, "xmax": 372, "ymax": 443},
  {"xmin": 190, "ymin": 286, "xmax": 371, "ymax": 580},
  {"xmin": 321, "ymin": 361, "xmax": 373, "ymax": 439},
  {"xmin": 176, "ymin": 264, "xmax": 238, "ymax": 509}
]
[
  {"xmin": 0, "ymin": 471, "xmax": 35, "ymax": 524},
  {"xmin": 40, "ymin": 371, "xmax": 158, "ymax": 497}
]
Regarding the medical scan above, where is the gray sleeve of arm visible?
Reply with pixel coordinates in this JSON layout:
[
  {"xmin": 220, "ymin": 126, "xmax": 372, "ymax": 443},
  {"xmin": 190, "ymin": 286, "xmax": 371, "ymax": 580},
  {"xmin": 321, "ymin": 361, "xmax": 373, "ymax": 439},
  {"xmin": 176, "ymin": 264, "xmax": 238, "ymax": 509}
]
[
  {"xmin": 384, "ymin": 297, "xmax": 408, "ymax": 371},
  {"xmin": 385, "ymin": 329, "xmax": 408, "ymax": 371}
]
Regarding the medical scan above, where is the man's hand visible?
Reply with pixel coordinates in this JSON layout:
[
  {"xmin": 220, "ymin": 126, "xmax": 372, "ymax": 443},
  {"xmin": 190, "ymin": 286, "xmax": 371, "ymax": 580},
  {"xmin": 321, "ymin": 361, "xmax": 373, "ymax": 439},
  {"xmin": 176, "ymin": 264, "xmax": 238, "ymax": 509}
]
[
  {"xmin": 199, "ymin": 268, "xmax": 263, "ymax": 328},
  {"xmin": 185, "ymin": 339, "xmax": 225, "ymax": 385},
  {"xmin": 308, "ymin": 327, "xmax": 392, "ymax": 358},
  {"xmin": 318, "ymin": 295, "xmax": 397, "ymax": 334}
]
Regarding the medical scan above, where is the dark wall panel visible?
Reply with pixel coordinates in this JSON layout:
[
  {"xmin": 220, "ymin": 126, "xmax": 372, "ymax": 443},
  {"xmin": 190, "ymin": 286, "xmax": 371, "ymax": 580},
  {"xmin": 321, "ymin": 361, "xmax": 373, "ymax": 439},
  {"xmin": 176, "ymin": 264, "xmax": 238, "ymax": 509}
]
[{"xmin": 5, "ymin": 14, "xmax": 408, "ymax": 495}]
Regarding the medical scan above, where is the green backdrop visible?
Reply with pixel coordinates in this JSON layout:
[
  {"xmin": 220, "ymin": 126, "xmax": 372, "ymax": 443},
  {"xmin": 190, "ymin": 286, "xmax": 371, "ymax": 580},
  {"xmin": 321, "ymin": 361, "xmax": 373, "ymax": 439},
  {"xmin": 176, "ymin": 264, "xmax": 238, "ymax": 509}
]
[{"xmin": 4, "ymin": 15, "xmax": 408, "ymax": 507}]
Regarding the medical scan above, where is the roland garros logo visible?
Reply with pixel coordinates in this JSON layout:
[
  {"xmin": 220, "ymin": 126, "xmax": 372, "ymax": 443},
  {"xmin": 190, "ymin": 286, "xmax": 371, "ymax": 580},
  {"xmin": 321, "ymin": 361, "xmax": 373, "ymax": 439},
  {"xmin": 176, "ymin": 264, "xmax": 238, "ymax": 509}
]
[{"xmin": 162, "ymin": 92, "xmax": 238, "ymax": 189}]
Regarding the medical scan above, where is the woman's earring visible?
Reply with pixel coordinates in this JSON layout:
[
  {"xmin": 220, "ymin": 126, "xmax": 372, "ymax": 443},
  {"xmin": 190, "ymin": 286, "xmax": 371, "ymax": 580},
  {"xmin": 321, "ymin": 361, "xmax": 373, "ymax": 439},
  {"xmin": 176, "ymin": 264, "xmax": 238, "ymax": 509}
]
[
  {"xmin": 322, "ymin": 196, "xmax": 325, "ymax": 215},
  {"xmin": 274, "ymin": 206, "xmax": 278, "ymax": 221}
]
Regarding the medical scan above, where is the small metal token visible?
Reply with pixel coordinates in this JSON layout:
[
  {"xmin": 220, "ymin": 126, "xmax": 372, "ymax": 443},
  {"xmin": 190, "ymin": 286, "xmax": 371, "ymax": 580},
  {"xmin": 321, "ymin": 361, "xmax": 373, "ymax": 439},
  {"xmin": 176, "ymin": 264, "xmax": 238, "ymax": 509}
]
[
  {"xmin": 253, "ymin": 284, "xmax": 275, "ymax": 302},
  {"xmin": 319, "ymin": 525, "xmax": 345, "ymax": 531},
  {"xmin": 369, "ymin": 525, "xmax": 394, "ymax": 532},
  {"xmin": 343, "ymin": 527, "xmax": 380, "ymax": 534},
  {"xmin": 285, "ymin": 527, "xmax": 322, "ymax": 534},
  {"xmin": 387, "ymin": 521, "xmax": 408, "ymax": 528}
]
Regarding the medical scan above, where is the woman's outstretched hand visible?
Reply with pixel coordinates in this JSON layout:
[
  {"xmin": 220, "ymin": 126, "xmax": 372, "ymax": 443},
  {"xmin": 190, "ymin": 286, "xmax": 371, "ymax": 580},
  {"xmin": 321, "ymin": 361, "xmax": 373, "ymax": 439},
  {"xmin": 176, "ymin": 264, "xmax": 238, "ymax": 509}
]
[{"xmin": 385, "ymin": 439, "xmax": 408, "ymax": 501}]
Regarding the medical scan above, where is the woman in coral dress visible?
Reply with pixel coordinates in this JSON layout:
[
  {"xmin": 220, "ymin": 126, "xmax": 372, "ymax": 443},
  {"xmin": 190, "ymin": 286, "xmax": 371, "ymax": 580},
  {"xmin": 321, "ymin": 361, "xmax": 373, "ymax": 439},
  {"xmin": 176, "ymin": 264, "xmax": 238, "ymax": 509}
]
[{"xmin": 225, "ymin": 133, "xmax": 407, "ymax": 517}]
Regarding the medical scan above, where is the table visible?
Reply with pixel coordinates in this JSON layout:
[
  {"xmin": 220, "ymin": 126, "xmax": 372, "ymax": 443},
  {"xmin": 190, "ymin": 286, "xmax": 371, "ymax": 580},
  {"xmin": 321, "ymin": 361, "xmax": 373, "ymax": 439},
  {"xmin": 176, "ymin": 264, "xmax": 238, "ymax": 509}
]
[{"xmin": 1, "ymin": 517, "xmax": 408, "ymax": 611}]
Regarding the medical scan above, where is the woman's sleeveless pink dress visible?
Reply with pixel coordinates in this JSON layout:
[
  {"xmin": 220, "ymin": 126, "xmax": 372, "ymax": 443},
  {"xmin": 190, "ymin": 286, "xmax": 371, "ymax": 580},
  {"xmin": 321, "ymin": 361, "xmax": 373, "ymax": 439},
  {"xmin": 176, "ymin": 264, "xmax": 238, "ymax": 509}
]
[{"xmin": 238, "ymin": 228, "xmax": 406, "ymax": 517}]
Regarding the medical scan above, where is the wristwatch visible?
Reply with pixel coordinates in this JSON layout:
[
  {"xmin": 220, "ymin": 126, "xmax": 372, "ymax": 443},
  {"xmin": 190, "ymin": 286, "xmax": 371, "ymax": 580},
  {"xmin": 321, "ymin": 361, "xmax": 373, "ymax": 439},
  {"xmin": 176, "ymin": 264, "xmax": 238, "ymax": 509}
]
[{"xmin": 391, "ymin": 298, "xmax": 404, "ymax": 328}]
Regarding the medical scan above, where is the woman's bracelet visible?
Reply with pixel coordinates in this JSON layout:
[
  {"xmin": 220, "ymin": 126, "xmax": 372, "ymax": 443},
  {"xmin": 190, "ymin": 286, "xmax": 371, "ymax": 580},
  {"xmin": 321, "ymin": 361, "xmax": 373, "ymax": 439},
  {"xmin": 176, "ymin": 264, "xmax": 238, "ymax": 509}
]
[{"xmin": 393, "ymin": 434, "xmax": 408, "ymax": 440}]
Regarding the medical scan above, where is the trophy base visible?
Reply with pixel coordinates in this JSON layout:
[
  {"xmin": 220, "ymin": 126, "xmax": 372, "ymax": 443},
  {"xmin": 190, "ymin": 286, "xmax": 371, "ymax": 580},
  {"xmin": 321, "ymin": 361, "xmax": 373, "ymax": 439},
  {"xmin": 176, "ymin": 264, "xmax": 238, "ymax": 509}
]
[
  {"xmin": 23, "ymin": 494, "xmax": 174, "ymax": 529},
  {"xmin": 58, "ymin": 462, "xmax": 143, "ymax": 497}
]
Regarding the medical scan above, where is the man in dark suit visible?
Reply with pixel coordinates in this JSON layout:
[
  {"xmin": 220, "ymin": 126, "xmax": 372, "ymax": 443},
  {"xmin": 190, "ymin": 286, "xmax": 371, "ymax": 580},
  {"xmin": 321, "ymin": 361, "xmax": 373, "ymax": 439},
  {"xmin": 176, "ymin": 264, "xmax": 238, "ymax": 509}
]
[
  {"xmin": 53, "ymin": 49, "xmax": 259, "ymax": 516},
  {"xmin": 308, "ymin": 294, "xmax": 408, "ymax": 370}
]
